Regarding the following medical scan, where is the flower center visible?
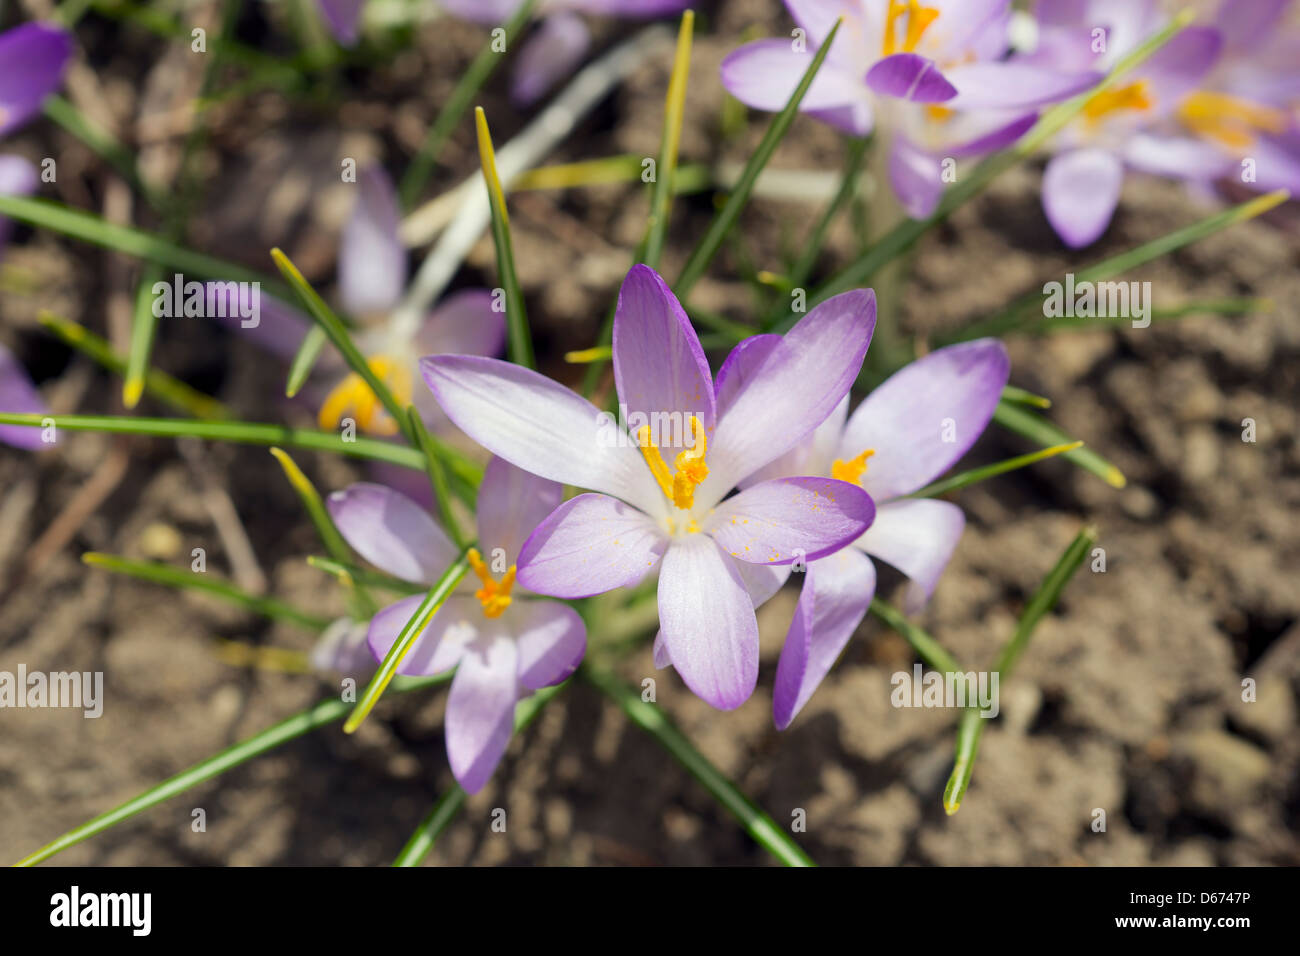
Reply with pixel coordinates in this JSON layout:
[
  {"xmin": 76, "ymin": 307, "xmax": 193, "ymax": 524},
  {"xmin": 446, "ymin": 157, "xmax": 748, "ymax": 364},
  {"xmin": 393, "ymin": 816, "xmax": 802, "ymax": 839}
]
[
  {"xmin": 1082, "ymin": 80, "xmax": 1153, "ymax": 124},
  {"xmin": 467, "ymin": 547, "xmax": 516, "ymax": 619},
  {"xmin": 882, "ymin": 0, "xmax": 940, "ymax": 56},
  {"xmin": 637, "ymin": 414, "xmax": 710, "ymax": 510},
  {"xmin": 317, "ymin": 355, "xmax": 413, "ymax": 436},
  {"xmin": 831, "ymin": 448, "xmax": 875, "ymax": 485},
  {"xmin": 1176, "ymin": 91, "xmax": 1287, "ymax": 150}
]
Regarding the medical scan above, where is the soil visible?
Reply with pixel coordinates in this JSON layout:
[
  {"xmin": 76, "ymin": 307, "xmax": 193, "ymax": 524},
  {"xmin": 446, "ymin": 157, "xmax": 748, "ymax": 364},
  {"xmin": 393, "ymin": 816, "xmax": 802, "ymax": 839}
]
[{"xmin": 0, "ymin": 1, "xmax": 1297, "ymax": 866}]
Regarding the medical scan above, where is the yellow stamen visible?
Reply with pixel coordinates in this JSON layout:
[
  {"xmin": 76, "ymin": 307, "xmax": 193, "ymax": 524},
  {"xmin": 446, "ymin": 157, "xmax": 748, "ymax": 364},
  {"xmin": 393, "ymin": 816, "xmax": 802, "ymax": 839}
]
[
  {"xmin": 1082, "ymin": 80, "xmax": 1153, "ymax": 124},
  {"xmin": 831, "ymin": 448, "xmax": 875, "ymax": 484},
  {"xmin": 925, "ymin": 104, "xmax": 954, "ymax": 123},
  {"xmin": 1177, "ymin": 91, "xmax": 1288, "ymax": 150},
  {"xmin": 467, "ymin": 547, "xmax": 516, "ymax": 619},
  {"xmin": 317, "ymin": 355, "xmax": 413, "ymax": 436},
  {"xmin": 637, "ymin": 415, "xmax": 710, "ymax": 511},
  {"xmin": 883, "ymin": 0, "xmax": 941, "ymax": 56}
]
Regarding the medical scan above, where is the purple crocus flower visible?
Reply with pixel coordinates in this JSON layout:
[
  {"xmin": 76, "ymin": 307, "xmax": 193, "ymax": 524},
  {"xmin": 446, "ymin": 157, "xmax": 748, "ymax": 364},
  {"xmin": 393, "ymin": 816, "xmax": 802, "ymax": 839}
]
[
  {"xmin": 0, "ymin": 23, "xmax": 72, "ymax": 448},
  {"xmin": 206, "ymin": 166, "xmax": 505, "ymax": 438},
  {"xmin": 327, "ymin": 457, "xmax": 586, "ymax": 793},
  {"xmin": 316, "ymin": 0, "xmax": 366, "ymax": 46},
  {"xmin": 421, "ymin": 265, "xmax": 878, "ymax": 709},
  {"xmin": 440, "ymin": 0, "xmax": 691, "ymax": 106},
  {"xmin": 1027, "ymin": 0, "xmax": 1227, "ymax": 246},
  {"xmin": 732, "ymin": 339, "xmax": 1009, "ymax": 728},
  {"xmin": 720, "ymin": 1, "xmax": 1101, "ymax": 217}
]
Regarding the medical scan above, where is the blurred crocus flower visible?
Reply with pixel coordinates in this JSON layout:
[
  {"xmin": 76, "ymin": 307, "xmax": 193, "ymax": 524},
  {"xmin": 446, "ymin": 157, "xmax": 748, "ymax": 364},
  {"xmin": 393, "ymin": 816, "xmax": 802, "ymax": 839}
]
[
  {"xmin": 440, "ymin": 0, "xmax": 691, "ymax": 106},
  {"xmin": 0, "ymin": 23, "xmax": 72, "ymax": 448},
  {"xmin": 308, "ymin": 617, "xmax": 378, "ymax": 676},
  {"xmin": 206, "ymin": 166, "xmax": 505, "ymax": 437},
  {"xmin": 721, "ymin": 1, "xmax": 1101, "ymax": 217},
  {"xmin": 422, "ymin": 264, "xmax": 878, "ymax": 710},
  {"xmin": 1026, "ymin": 0, "xmax": 1227, "ymax": 246},
  {"xmin": 328, "ymin": 457, "xmax": 585, "ymax": 793},
  {"xmin": 738, "ymin": 339, "xmax": 1009, "ymax": 728},
  {"xmin": 316, "ymin": 0, "xmax": 366, "ymax": 46}
]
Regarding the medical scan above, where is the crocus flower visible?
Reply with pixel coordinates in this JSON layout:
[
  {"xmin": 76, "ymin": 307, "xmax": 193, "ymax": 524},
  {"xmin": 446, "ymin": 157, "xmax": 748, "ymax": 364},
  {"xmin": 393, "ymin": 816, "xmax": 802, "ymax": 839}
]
[
  {"xmin": 737, "ymin": 338, "xmax": 1009, "ymax": 728},
  {"xmin": 0, "ymin": 23, "xmax": 72, "ymax": 448},
  {"xmin": 205, "ymin": 166, "xmax": 505, "ymax": 437},
  {"xmin": 316, "ymin": 0, "xmax": 366, "ymax": 46},
  {"xmin": 721, "ymin": 1, "xmax": 1101, "ymax": 217},
  {"xmin": 327, "ymin": 457, "xmax": 585, "ymax": 793},
  {"xmin": 440, "ymin": 0, "xmax": 691, "ymax": 106},
  {"xmin": 1026, "ymin": 0, "xmax": 1226, "ymax": 246},
  {"xmin": 1160, "ymin": 0, "xmax": 1300, "ymax": 196},
  {"xmin": 421, "ymin": 264, "xmax": 878, "ymax": 709},
  {"xmin": 308, "ymin": 617, "xmax": 377, "ymax": 676}
]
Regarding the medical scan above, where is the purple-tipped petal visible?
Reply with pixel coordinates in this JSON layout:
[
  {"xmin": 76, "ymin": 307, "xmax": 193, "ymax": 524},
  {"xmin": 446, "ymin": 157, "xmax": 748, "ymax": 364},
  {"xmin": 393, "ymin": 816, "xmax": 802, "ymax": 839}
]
[
  {"xmin": 511, "ymin": 12, "xmax": 590, "ymax": 106},
  {"xmin": 657, "ymin": 534, "xmax": 759, "ymax": 710},
  {"xmin": 0, "ymin": 343, "xmax": 49, "ymax": 450},
  {"xmin": 613, "ymin": 264, "xmax": 716, "ymax": 436},
  {"xmin": 441, "ymin": 0, "xmax": 527, "ymax": 23},
  {"xmin": 0, "ymin": 24, "xmax": 72, "ymax": 137},
  {"xmin": 733, "ymin": 559, "xmax": 792, "ymax": 608},
  {"xmin": 943, "ymin": 63, "xmax": 1103, "ymax": 110},
  {"xmin": 1140, "ymin": 26, "xmax": 1222, "ymax": 115},
  {"xmin": 705, "ymin": 477, "xmax": 875, "ymax": 566},
  {"xmin": 316, "ymin": 0, "xmax": 365, "ymax": 46},
  {"xmin": 513, "ymin": 599, "xmax": 586, "ymax": 688},
  {"xmin": 856, "ymin": 497, "xmax": 965, "ymax": 613},
  {"xmin": 516, "ymin": 493, "xmax": 667, "ymax": 599},
  {"xmin": 714, "ymin": 334, "xmax": 781, "ymax": 419},
  {"xmin": 0, "ymin": 154, "xmax": 39, "ymax": 255},
  {"xmin": 202, "ymin": 284, "xmax": 312, "ymax": 360},
  {"xmin": 1042, "ymin": 146, "xmax": 1124, "ymax": 248},
  {"xmin": 705, "ymin": 289, "xmax": 875, "ymax": 497},
  {"xmin": 1120, "ymin": 133, "xmax": 1234, "ymax": 181},
  {"xmin": 415, "ymin": 288, "xmax": 507, "ymax": 359},
  {"xmin": 365, "ymin": 594, "xmax": 480, "ymax": 675},
  {"xmin": 889, "ymin": 136, "xmax": 945, "ymax": 219},
  {"xmin": 1214, "ymin": 0, "xmax": 1288, "ymax": 53},
  {"xmin": 446, "ymin": 632, "xmax": 519, "ymax": 794},
  {"xmin": 740, "ymin": 394, "xmax": 848, "ymax": 487},
  {"xmin": 326, "ymin": 482, "xmax": 457, "ymax": 584},
  {"xmin": 310, "ymin": 618, "xmax": 377, "ymax": 676},
  {"xmin": 944, "ymin": 112, "xmax": 1037, "ymax": 158},
  {"xmin": 339, "ymin": 166, "xmax": 406, "ymax": 317},
  {"xmin": 476, "ymin": 456, "xmax": 564, "ymax": 565},
  {"xmin": 721, "ymin": 39, "xmax": 866, "ymax": 114},
  {"xmin": 420, "ymin": 355, "xmax": 664, "ymax": 516},
  {"xmin": 865, "ymin": 53, "xmax": 957, "ymax": 103},
  {"xmin": 840, "ymin": 339, "xmax": 1009, "ymax": 500},
  {"xmin": 773, "ymin": 547, "xmax": 875, "ymax": 729}
]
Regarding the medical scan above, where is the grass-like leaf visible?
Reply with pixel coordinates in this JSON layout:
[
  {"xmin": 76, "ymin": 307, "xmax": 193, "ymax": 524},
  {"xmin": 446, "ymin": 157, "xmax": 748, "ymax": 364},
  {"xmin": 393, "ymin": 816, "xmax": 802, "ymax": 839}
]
[
  {"xmin": 943, "ymin": 526, "xmax": 1096, "ymax": 814},
  {"xmin": 37, "ymin": 312, "xmax": 228, "ymax": 420},
  {"xmin": 911, "ymin": 441, "xmax": 1083, "ymax": 498},
  {"xmin": 0, "ymin": 196, "xmax": 283, "ymax": 293},
  {"xmin": 1001, "ymin": 384, "xmax": 1051, "ymax": 409},
  {"xmin": 408, "ymin": 407, "xmax": 469, "ymax": 549},
  {"xmin": 867, "ymin": 598, "xmax": 963, "ymax": 675},
  {"xmin": 307, "ymin": 555, "xmax": 424, "ymax": 595},
  {"xmin": 582, "ymin": 663, "xmax": 816, "ymax": 867},
  {"xmin": 13, "ymin": 674, "xmax": 449, "ymax": 866},
  {"xmin": 123, "ymin": 265, "xmax": 163, "ymax": 409},
  {"xmin": 993, "ymin": 401, "xmax": 1126, "ymax": 489},
  {"xmin": 398, "ymin": 0, "xmax": 540, "ymax": 209},
  {"xmin": 285, "ymin": 326, "xmax": 328, "ymax": 398},
  {"xmin": 640, "ymin": 10, "xmax": 694, "ymax": 270},
  {"xmin": 0, "ymin": 411, "xmax": 426, "ymax": 469},
  {"xmin": 943, "ymin": 191, "xmax": 1288, "ymax": 344},
  {"xmin": 344, "ymin": 553, "xmax": 472, "ymax": 734},
  {"xmin": 81, "ymin": 552, "xmax": 329, "ymax": 631},
  {"xmin": 391, "ymin": 682, "xmax": 565, "ymax": 867},
  {"xmin": 270, "ymin": 247, "xmax": 415, "ymax": 442},
  {"xmin": 674, "ymin": 16, "xmax": 843, "ymax": 298},
  {"xmin": 474, "ymin": 107, "xmax": 534, "ymax": 369}
]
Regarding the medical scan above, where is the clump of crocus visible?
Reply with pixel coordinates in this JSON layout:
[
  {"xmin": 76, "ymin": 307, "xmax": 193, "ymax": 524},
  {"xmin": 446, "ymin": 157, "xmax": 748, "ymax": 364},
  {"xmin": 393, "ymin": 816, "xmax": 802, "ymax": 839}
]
[
  {"xmin": 721, "ymin": 0, "xmax": 1100, "ymax": 217},
  {"xmin": 1025, "ymin": 0, "xmax": 1226, "ymax": 246},
  {"xmin": 422, "ymin": 264, "xmax": 878, "ymax": 710},
  {"xmin": 205, "ymin": 166, "xmax": 504, "ymax": 438},
  {"xmin": 441, "ymin": 0, "xmax": 691, "ymax": 105},
  {"xmin": 738, "ymin": 338, "xmax": 1009, "ymax": 728},
  {"xmin": 0, "ymin": 22, "xmax": 72, "ymax": 449},
  {"xmin": 327, "ymin": 457, "xmax": 585, "ymax": 793}
]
